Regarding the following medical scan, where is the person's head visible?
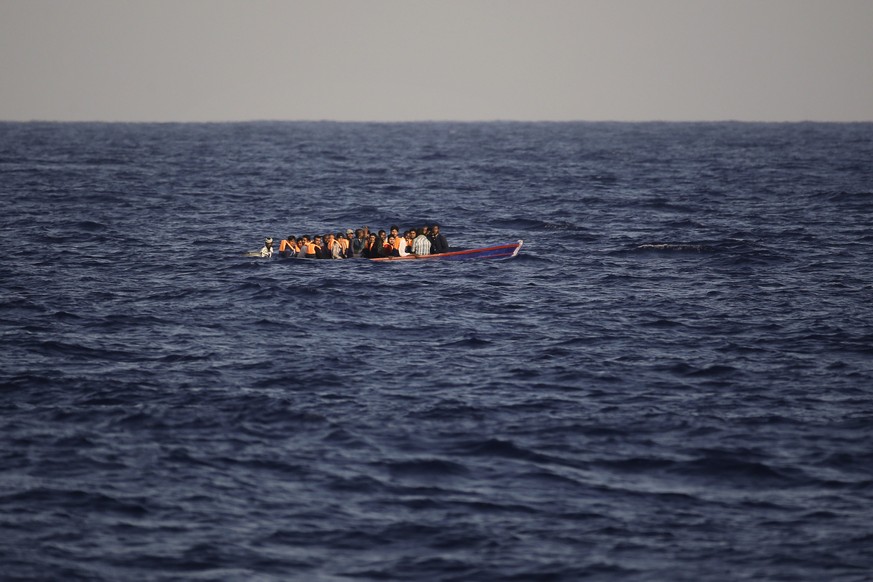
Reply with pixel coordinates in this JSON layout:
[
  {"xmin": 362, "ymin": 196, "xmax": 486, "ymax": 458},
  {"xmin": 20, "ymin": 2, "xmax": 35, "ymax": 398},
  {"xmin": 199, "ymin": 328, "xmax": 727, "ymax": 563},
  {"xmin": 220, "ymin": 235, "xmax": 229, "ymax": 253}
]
[
  {"xmin": 326, "ymin": 234, "xmax": 335, "ymax": 243},
  {"xmin": 355, "ymin": 229, "xmax": 364, "ymax": 239},
  {"xmin": 368, "ymin": 233, "xmax": 377, "ymax": 242},
  {"xmin": 431, "ymin": 224, "xmax": 440, "ymax": 234},
  {"xmin": 421, "ymin": 226, "xmax": 430, "ymax": 236},
  {"xmin": 301, "ymin": 235, "xmax": 310, "ymax": 243},
  {"xmin": 314, "ymin": 235, "xmax": 322, "ymax": 245},
  {"xmin": 387, "ymin": 234, "xmax": 396, "ymax": 245},
  {"xmin": 287, "ymin": 235, "xmax": 296, "ymax": 242},
  {"xmin": 337, "ymin": 232, "xmax": 346, "ymax": 240},
  {"xmin": 408, "ymin": 230, "xmax": 417, "ymax": 239},
  {"xmin": 390, "ymin": 225, "xmax": 399, "ymax": 235},
  {"xmin": 378, "ymin": 230, "xmax": 386, "ymax": 239},
  {"xmin": 265, "ymin": 237, "xmax": 273, "ymax": 247},
  {"xmin": 346, "ymin": 229, "xmax": 354, "ymax": 237}
]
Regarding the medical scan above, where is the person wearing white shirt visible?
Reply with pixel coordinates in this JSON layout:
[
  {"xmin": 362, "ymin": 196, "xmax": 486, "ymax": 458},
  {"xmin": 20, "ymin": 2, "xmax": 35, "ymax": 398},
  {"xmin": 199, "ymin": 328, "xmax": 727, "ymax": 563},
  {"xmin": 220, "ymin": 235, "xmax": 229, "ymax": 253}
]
[
  {"xmin": 411, "ymin": 229, "xmax": 431, "ymax": 255},
  {"xmin": 259, "ymin": 237, "xmax": 274, "ymax": 257}
]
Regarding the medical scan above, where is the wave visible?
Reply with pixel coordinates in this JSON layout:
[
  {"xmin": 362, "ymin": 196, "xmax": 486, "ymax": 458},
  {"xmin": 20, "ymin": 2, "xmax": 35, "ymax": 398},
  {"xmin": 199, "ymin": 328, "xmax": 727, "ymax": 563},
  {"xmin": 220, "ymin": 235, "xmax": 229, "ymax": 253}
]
[
  {"xmin": 382, "ymin": 458, "xmax": 470, "ymax": 479},
  {"xmin": 487, "ymin": 217, "xmax": 586, "ymax": 232},
  {"xmin": 611, "ymin": 238, "xmax": 794, "ymax": 265},
  {"xmin": 635, "ymin": 242, "xmax": 714, "ymax": 252},
  {"xmin": 817, "ymin": 190, "xmax": 873, "ymax": 205}
]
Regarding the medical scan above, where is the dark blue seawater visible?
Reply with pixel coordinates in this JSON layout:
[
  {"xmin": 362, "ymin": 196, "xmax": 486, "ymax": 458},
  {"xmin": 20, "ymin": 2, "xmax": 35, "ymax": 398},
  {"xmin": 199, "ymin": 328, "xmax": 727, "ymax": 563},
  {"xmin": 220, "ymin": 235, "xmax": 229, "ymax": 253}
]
[{"xmin": 2, "ymin": 121, "xmax": 873, "ymax": 581}]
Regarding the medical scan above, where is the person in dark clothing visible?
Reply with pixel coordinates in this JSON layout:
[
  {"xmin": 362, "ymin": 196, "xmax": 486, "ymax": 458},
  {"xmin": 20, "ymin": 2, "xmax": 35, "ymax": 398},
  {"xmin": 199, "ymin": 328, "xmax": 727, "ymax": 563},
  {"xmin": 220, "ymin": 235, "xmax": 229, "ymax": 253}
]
[
  {"xmin": 361, "ymin": 233, "xmax": 383, "ymax": 258},
  {"xmin": 349, "ymin": 229, "xmax": 365, "ymax": 257},
  {"xmin": 429, "ymin": 223, "xmax": 449, "ymax": 254},
  {"xmin": 312, "ymin": 235, "xmax": 327, "ymax": 259}
]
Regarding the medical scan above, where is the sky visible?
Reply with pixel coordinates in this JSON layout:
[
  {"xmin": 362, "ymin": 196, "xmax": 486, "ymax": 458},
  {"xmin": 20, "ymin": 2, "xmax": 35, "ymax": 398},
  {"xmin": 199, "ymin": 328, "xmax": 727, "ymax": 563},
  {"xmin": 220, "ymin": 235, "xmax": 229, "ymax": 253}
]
[{"xmin": 1, "ymin": 0, "xmax": 872, "ymax": 122}]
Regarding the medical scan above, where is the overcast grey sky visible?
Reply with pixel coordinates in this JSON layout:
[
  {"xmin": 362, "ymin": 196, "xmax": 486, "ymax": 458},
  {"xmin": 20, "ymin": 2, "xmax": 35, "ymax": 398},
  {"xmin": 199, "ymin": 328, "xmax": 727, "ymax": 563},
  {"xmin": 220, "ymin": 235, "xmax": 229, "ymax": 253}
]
[{"xmin": 2, "ymin": 0, "xmax": 872, "ymax": 122}]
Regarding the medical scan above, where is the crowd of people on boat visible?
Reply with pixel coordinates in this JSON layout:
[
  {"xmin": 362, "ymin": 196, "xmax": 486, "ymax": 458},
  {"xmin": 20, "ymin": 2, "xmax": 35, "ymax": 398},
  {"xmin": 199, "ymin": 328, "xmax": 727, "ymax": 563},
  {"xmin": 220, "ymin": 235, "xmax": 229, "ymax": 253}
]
[{"xmin": 258, "ymin": 224, "xmax": 449, "ymax": 259}]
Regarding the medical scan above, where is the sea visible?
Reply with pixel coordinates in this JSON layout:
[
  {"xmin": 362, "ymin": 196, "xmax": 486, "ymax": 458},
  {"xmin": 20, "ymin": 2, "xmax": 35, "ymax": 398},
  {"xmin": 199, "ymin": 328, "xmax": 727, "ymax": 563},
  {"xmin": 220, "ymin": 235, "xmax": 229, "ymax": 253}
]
[{"xmin": 1, "ymin": 120, "xmax": 872, "ymax": 581}]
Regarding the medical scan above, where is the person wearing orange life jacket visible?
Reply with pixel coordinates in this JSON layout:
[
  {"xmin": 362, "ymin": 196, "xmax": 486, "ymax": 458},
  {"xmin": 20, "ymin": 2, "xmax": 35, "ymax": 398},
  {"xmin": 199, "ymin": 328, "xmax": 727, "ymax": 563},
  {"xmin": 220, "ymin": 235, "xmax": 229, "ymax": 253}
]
[
  {"xmin": 278, "ymin": 235, "xmax": 299, "ymax": 257},
  {"xmin": 384, "ymin": 235, "xmax": 398, "ymax": 256},
  {"xmin": 390, "ymin": 225, "xmax": 404, "ymax": 252},
  {"xmin": 336, "ymin": 231, "xmax": 349, "ymax": 259},
  {"xmin": 300, "ymin": 235, "xmax": 318, "ymax": 258},
  {"xmin": 336, "ymin": 232, "xmax": 353, "ymax": 258},
  {"xmin": 323, "ymin": 233, "xmax": 344, "ymax": 259}
]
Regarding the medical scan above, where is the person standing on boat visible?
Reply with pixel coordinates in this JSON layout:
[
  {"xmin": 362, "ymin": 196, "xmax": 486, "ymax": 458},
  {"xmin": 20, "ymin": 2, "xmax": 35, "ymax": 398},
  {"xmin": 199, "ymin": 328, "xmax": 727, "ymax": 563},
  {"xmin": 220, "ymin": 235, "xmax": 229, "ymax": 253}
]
[
  {"xmin": 260, "ymin": 237, "xmax": 274, "ymax": 257},
  {"xmin": 411, "ymin": 228, "xmax": 431, "ymax": 255},
  {"xmin": 429, "ymin": 223, "xmax": 448, "ymax": 254}
]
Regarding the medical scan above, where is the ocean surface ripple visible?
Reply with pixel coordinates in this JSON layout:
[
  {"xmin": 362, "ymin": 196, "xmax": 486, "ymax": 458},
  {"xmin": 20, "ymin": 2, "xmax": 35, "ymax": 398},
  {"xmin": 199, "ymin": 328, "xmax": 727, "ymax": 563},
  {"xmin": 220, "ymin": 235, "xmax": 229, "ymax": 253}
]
[{"xmin": 2, "ymin": 121, "xmax": 873, "ymax": 581}]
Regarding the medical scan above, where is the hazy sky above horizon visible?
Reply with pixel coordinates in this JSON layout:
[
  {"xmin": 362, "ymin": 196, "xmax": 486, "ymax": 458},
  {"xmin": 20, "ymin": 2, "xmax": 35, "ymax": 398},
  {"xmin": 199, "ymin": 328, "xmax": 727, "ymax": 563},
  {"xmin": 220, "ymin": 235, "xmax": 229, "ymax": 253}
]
[{"xmin": 2, "ymin": 0, "xmax": 872, "ymax": 122}]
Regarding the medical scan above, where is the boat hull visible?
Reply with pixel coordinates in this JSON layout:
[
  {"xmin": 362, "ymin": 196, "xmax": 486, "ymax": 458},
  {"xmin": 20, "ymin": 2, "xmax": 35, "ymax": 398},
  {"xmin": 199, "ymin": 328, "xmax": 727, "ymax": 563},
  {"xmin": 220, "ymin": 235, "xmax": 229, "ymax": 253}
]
[{"xmin": 370, "ymin": 240, "xmax": 523, "ymax": 262}]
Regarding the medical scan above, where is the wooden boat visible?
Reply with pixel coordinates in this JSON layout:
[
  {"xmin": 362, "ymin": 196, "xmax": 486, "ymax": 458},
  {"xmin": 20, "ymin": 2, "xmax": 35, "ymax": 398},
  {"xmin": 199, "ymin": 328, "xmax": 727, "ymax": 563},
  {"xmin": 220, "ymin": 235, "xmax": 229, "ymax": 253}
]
[
  {"xmin": 370, "ymin": 240, "xmax": 523, "ymax": 262},
  {"xmin": 251, "ymin": 240, "xmax": 524, "ymax": 261}
]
